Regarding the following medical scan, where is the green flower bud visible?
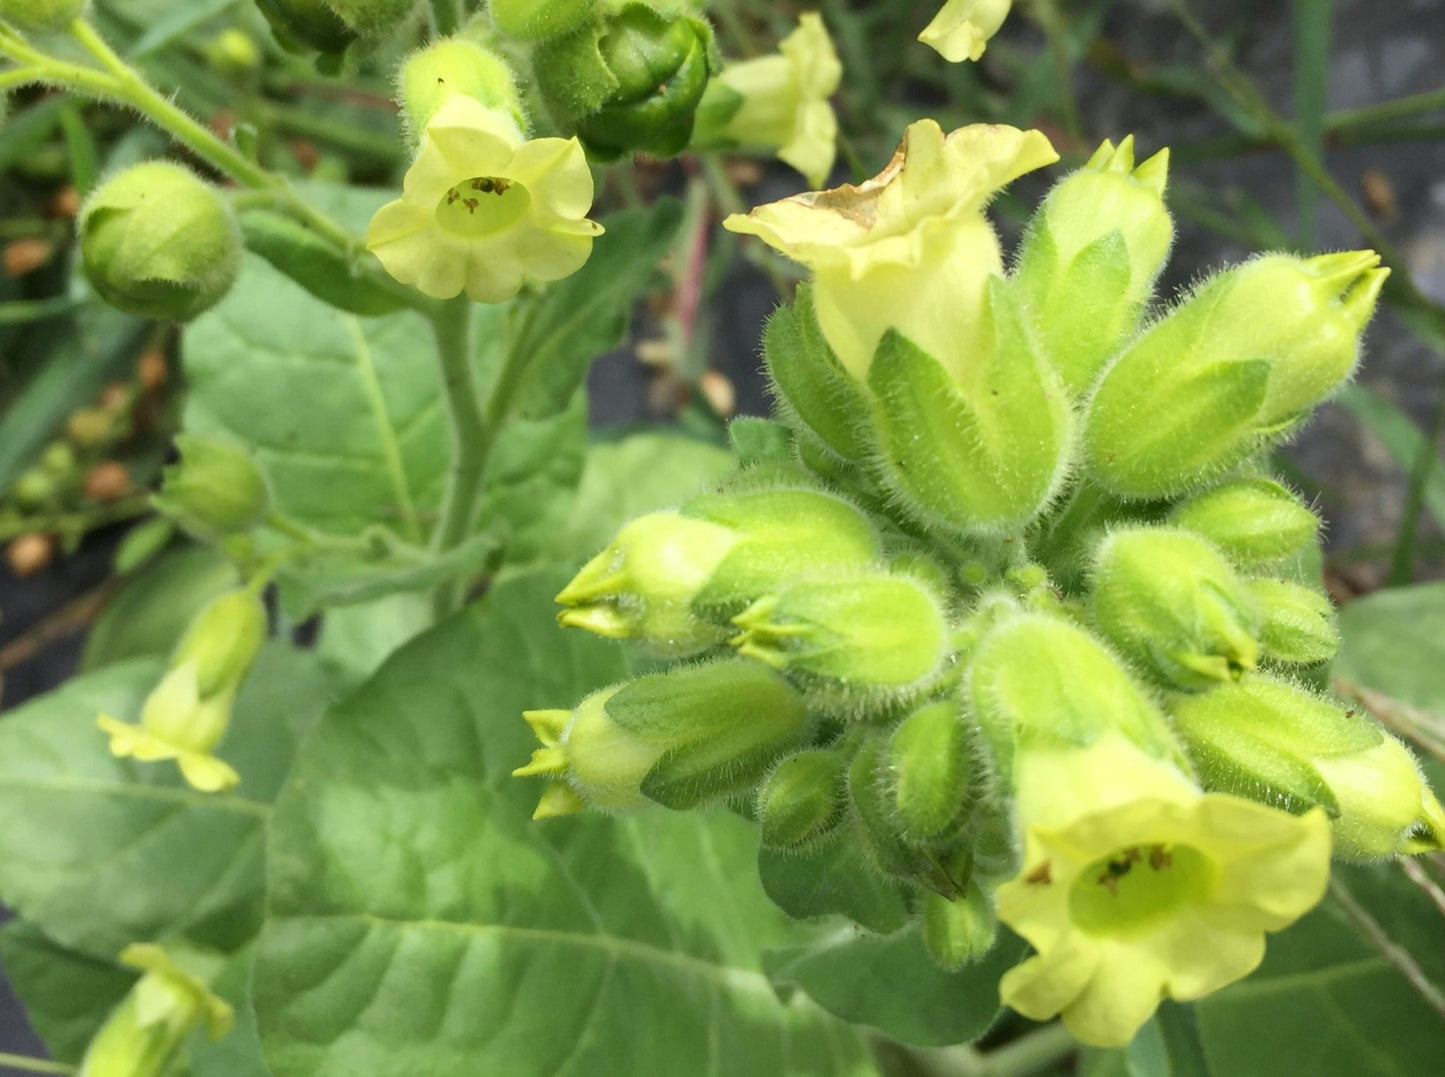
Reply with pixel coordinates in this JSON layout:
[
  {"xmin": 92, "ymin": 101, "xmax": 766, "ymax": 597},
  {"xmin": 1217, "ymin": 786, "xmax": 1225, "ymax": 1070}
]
[
  {"xmin": 756, "ymin": 747, "xmax": 847, "ymax": 850},
  {"xmin": 869, "ymin": 279, "xmax": 1072, "ymax": 533},
  {"xmin": 490, "ymin": 0, "xmax": 596, "ymax": 40},
  {"xmin": 79, "ymin": 162, "xmax": 242, "ymax": 322},
  {"xmin": 517, "ymin": 662, "xmax": 812, "ymax": 815},
  {"xmin": 1169, "ymin": 478, "xmax": 1319, "ymax": 566},
  {"xmin": 41, "ymin": 439, "xmax": 78, "ymax": 479},
  {"xmin": 1015, "ymin": 136, "xmax": 1173, "ymax": 395},
  {"xmin": 533, "ymin": 2, "xmax": 714, "ymax": 160},
  {"xmin": 1091, "ymin": 527, "xmax": 1262, "ymax": 689},
  {"xmin": 171, "ymin": 589, "xmax": 268, "ymax": 699},
  {"xmin": 254, "ymin": 0, "xmax": 355, "ymax": 58},
  {"xmin": 922, "ymin": 881, "xmax": 997, "ymax": 971},
  {"xmin": 1086, "ymin": 251, "xmax": 1387, "ymax": 498},
  {"xmin": 11, "ymin": 467, "xmax": 57, "ymax": 510},
  {"xmin": 968, "ymin": 612, "xmax": 1183, "ymax": 779},
  {"xmin": 397, "ymin": 37, "xmax": 524, "ymax": 137},
  {"xmin": 556, "ymin": 510, "xmax": 740, "ymax": 654},
  {"xmin": 1168, "ymin": 675, "xmax": 1445, "ymax": 858},
  {"xmin": 730, "ymin": 573, "xmax": 951, "ymax": 712},
  {"xmin": 153, "ymin": 435, "xmax": 271, "ymax": 539},
  {"xmin": 80, "ymin": 944, "xmax": 232, "ymax": 1077},
  {"xmin": 682, "ymin": 482, "xmax": 881, "ymax": 618},
  {"xmin": 0, "ymin": 0, "xmax": 85, "ymax": 31},
  {"xmin": 1249, "ymin": 578, "xmax": 1338, "ymax": 666},
  {"xmin": 205, "ymin": 28, "xmax": 262, "ymax": 77},
  {"xmin": 887, "ymin": 701, "xmax": 975, "ymax": 843},
  {"xmin": 848, "ymin": 735, "xmax": 934, "ymax": 879}
]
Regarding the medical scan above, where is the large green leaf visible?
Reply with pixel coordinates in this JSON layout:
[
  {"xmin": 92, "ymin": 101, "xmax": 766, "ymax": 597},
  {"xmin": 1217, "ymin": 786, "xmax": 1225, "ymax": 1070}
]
[
  {"xmin": 183, "ymin": 195, "xmax": 679, "ymax": 614},
  {"xmin": 254, "ymin": 572, "xmax": 878, "ymax": 1076},
  {"xmin": 1335, "ymin": 581, "xmax": 1445, "ymax": 710},
  {"xmin": 0, "ymin": 645, "xmax": 338, "ymax": 956}
]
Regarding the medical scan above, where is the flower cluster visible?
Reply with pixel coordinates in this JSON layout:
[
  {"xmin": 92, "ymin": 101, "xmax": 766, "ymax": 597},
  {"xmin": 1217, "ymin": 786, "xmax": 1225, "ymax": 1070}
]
[{"xmin": 517, "ymin": 122, "xmax": 1444, "ymax": 1047}]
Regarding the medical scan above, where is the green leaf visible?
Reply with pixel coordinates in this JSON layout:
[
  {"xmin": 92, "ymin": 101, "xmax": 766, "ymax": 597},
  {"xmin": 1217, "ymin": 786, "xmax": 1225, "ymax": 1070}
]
[
  {"xmin": 0, "ymin": 919, "xmax": 134, "ymax": 1064},
  {"xmin": 254, "ymin": 571, "xmax": 878, "ymax": 1076},
  {"xmin": 0, "ymin": 645, "xmax": 338, "ymax": 956},
  {"xmin": 763, "ymin": 924, "xmax": 1024, "ymax": 1047},
  {"xmin": 81, "ymin": 544, "xmax": 241, "ymax": 672},
  {"xmin": 757, "ymin": 839, "xmax": 910, "ymax": 935},
  {"xmin": 1336, "ymin": 581, "xmax": 1445, "ymax": 710},
  {"xmin": 551, "ymin": 431, "xmax": 736, "ymax": 562}
]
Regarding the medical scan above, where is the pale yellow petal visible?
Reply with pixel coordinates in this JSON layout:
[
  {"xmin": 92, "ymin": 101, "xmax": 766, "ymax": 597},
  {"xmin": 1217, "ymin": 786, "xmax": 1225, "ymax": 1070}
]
[
  {"xmin": 778, "ymin": 101, "xmax": 838, "ymax": 189},
  {"xmin": 423, "ymin": 95, "xmax": 522, "ymax": 178},
  {"xmin": 507, "ymin": 137, "xmax": 596, "ymax": 219},
  {"xmin": 1062, "ymin": 941, "xmax": 1170, "ymax": 1048},
  {"xmin": 919, "ymin": 0, "xmax": 1013, "ymax": 63},
  {"xmin": 1000, "ymin": 939, "xmax": 1098, "ymax": 1023},
  {"xmin": 178, "ymin": 752, "xmax": 241, "ymax": 794}
]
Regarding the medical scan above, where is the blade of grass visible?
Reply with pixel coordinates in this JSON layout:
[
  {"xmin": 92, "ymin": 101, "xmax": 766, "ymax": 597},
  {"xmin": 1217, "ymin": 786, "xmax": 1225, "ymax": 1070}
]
[{"xmin": 1291, "ymin": 0, "xmax": 1333, "ymax": 246}]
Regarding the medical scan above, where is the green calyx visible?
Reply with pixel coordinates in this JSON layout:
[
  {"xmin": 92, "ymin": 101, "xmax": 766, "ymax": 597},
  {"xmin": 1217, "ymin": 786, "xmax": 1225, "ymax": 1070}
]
[
  {"xmin": 153, "ymin": 435, "xmax": 271, "ymax": 540},
  {"xmin": 532, "ymin": 2, "xmax": 715, "ymax": 159},
  {"xmin": 398, "ymin": 38, "xmax": 525, "ymax": 137},
  {"xmin": 490, "ymin": 0, "xmax": 596, "ymax": 40},
  {"xmin": 78, "ymin": 161, "xmax": 242, "ymax": 322}
]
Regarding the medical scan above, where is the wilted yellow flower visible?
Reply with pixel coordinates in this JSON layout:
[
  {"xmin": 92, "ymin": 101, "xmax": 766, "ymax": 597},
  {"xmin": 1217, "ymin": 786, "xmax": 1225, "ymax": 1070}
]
[
  {"xmin": 724, "ymin": 120, "xmax": 1056, "ymax": 379},
  {"xmin": 699, "ymin": 12, "xmax": 842, "ymax": 187},
  {"xmin": 367, "ymin": 95, "xmax": 603, "ymax": 303},
  {"xmin": 996, "ymin": 733, "xmax": 1331, "ymax": 1047},
  {"xmin": 919, "ymin": 0, "xmax": 1012, "ymax": 62}
]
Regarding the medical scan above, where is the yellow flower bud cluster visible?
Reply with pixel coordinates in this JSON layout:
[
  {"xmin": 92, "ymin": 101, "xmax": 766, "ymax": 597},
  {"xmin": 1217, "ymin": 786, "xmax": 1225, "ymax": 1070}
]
[{"xmin": 517, "ymin": 120, "xmax": 1439, "ymax": 1048}]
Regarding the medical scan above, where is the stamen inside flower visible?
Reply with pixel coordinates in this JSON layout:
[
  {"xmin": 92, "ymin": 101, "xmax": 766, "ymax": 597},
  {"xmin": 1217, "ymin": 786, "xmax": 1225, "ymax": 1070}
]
[
  {"xmin": 436, "ymin": 176, "xmax": 531, "ymax": 238},
  {"xmin": 1068, "ymin": 843, "xmax": 1213, "ymax": 933}
]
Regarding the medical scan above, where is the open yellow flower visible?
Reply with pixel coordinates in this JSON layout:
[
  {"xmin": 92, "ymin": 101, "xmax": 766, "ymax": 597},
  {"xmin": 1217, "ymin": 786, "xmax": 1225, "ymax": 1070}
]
[
  {"xmin": 367, "ymin": 95, "xmax": 604, "ymax": 303},
  {"xmin": 919, "ymin": 0, "xmax": 1013, "ymax": 62},
  {"xmin": 996, "ymin": 733, "xmax": 1331, "ymax": 1047},
  {"xmin": 700, "ymin": 12, "xmax": 842, "ymax": 187},
  {"xmin": 724, "ymin": 119, "xmax": 1056, "ymax": 379}
]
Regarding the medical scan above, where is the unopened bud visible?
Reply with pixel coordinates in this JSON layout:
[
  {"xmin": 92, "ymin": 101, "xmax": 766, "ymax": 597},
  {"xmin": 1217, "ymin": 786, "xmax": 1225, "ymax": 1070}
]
[
  {"xmin": 41, "ymin": 439, "xmax": 78, "ymax": 479},
  {"xmin": 848, "ymin": 735, "xmax": 934, "ymax": 878},
  {"xmin": 83, "ymin": 460, "xmax": 132, "ymax": 504},
  {"xmin": 515, "ymin": 685, "xmax": 658, "ymax": 817},
  {"xmin": 154, "ymin": 435, "xmax": 271, "ymax": 539},
  {"xmin": 887, "ymin": 701, "xmax": 974, "ymax": 843},
  {"xmin": 67, "ymin": 405, "xmax": 118, "ymax": 447},
  {"xmin": 1014, "ymin": 136, "xmax": 1173, "ymax": 395},
  {"xmin": 205, "ymin": 28, "xmax": 262, "ymax": 76},
  {"xmin": 11, "ymin": 467, "xmax": 56, "ymax": 510},
  {"xmin": 1168, "ymin": 675, "xmax": 1445, "ymax": 857},
  {"xmin": 397, "ymin": 37, "xmax": 524, "ymax": 138},
  {"xmin": 756, "ymin": 747, "xmax": 847, "ymax": 849},
  {"xmin": 533, "ymin": 3, "xmax": 715, "ymax": 159},
  {"xmin": 6, "ymin": 532, "xmax": 55, "ymax": 577},
  {"xmin": 79, "ymin": 162, "xmax": 242, "ymax": 322},
  {"xmin": 730, "ymin": 573, "xmax": 951, "ymax": 711},
  {"xmin": 3, "ymin": 237, "xmax": 54, "ymax": 277},
  {"xmin": 1249, "ymin": 578, "xmax": 1338, "ymax": 666},
  {"xmin": 1169, "ymin": 478, "xmax": 1319, "ymax": 566},
  {"xmin": 1091, "ymin": 527, "xmax": 1262, "ymax": 689},
  {"xmin": 922, "ymin": 881, "xmax": 997, "ymax": 971}
]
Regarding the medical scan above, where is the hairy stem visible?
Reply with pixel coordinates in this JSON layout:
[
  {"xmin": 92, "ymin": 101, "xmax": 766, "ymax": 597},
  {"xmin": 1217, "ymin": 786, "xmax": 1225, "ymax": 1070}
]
[{"xmin": 429, "ymin": 297, "xmax": 487, "ymax": 617}]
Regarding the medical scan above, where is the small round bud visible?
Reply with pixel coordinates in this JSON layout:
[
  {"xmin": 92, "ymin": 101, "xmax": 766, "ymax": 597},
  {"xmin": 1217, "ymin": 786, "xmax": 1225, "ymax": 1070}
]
[
  {"xmin": 756, "ymin": 748, "xmax": 847, "ymax": 850},
  {"xmin": 153, "ymin": 435, "xmax": 271, "ymax": 539},
  {"xmin": 40, "ymin": 440, "xmax": 78, "ymax": 479},
  {"xmin": 490, "ymin": 0, "xmax": 596, "ymax": 40},
  {"xmin": 83, "ymin": 460, "xmax": 133, "ymax": 503},
  {"xmin": 922, "ymin": 882, "xmax": 997, "ymax": 971},
  {"xmin": 534, "ymin": 3, "xmax": 715, "ymax": 160},
  {"xmin": 205, "ymin": 28, "xmax": 262, "ymax": 77},
  {"xmin": 6, "ymin": 532, "xmax": 55, "ymax": 577},
  {"xmin": 11, "ymin": 467, "xmax": 57, "ymax": 510},
  {"xmin": 397, "ymin": 37, "xmax": 524, "ymax": 137},
  {"xmin": 1169, "ymin": 478, "xmax": 1319, "ymax": 566},
  {"xmin": 66, "ymin": 405, "xmax": 118, "ymax": 447},
  {"xmin": 3, "ymin": 237, "xmax": 54, "ymax": 277},
  {"xmin": 887, "ymin": 701, "xmax": 974, "ymax": 843},
  {"xmin": 79, "ymin": 161, "xmax": 242, "ymax": 322},
  {"xmin": 0, "ymin": 0, "xmax": 87, "ymax": 32},
  {"xmin": 1091, "ymin": 527, "xmax": 1262, "ymax": 690},
  {"xmin": 1249, "ymin": 578, "xmax": 1339, "ymax": 666}
]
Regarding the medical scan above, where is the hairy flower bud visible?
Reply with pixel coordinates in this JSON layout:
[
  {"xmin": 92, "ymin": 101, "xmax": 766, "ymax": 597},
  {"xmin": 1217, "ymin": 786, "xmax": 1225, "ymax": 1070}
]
[
  {"xmin": 1168, "ymin": 675, "xmax": 1445, "ymax": 858},
  {"xmin": 848, "ymin": 735, "xmax": 934, "ymax": 879},
  {"xmin": 0, "ymin": 0, "xmax": 86, "ymax": 31},
  {"xmin": 397, "ymin": 37, "xmax": 524, "ymax": 137},
  {"xmin": 79, "ymin": 162, "xmax": 241, "ymax": 322},
  {"xmin": 1014, "ymin": 136, "xmax": 1173, "ymax": 395},
  {"xmin": 1169, "ymin": 478, "xmax": 1319, "ymax": 566},
  {"xmin": 922, "ymin": 882, "xmax": 997, "ymax": 971},
  {"xmin": 153, "ymin": 435, "xmax": 271, "ymax": 540},
  {"xmin": 730, "ymin": 573, "xmax": 951, "ymax": 711},
  {"xmin": 490, "ymin": 0, "xmax": 596, "ymax": 40},
  {"xmin": 1249, "ymin": 578, "xmax": 1339, "ymax": 666},
  {"xmin": 533, "ymin": 2, "xmax": 714, "ymax": 159},
  {"xmin": 1091, "ymin": 527, "xmax": 1262, "ymax": 690},
  {"xmin": 756, "ymin": 747, "xmax": 847, "ymax": 849},
  {"xmin": 887, "ymin": 701, "xmax": 975, "ymax": 843},
  {"xmin": 1086, "ymin": 251, "xmax": 1387, "ymax": 498}
]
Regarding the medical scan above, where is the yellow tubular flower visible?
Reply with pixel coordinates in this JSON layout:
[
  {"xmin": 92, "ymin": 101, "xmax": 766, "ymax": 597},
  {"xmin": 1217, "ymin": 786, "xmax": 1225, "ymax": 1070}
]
[
  {"xmin": 366, "ymin": 95, "xmax": 604, "ymax": 303},
  {"xmin": 724, "ymin": 120, "xmax": 1056, "ymax": 379},
  {"xmin": 996, "ymin": 734, "xmax": 1331, "ymax": 1047},
  {"xmin": 919, "ymin": 0, "xmax": 1013, "ymax": 62},
  {"xmin": 709, "ymin": 12, "xmax": 842, "ymax": 187}
]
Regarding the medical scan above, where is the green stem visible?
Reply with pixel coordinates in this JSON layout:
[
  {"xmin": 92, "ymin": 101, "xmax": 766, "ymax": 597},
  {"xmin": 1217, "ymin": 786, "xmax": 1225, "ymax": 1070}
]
[
  {"xmin": 0, "ymin": 1052, "xmax": 75, "ymax": 1075},
  {"xmin": 899, "ymin": 1023, "xmax": 1079, "ymax": 1077},
  {"xmin": 429, "ymin": 297, "xmax": 486, "ymax": 617}
]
